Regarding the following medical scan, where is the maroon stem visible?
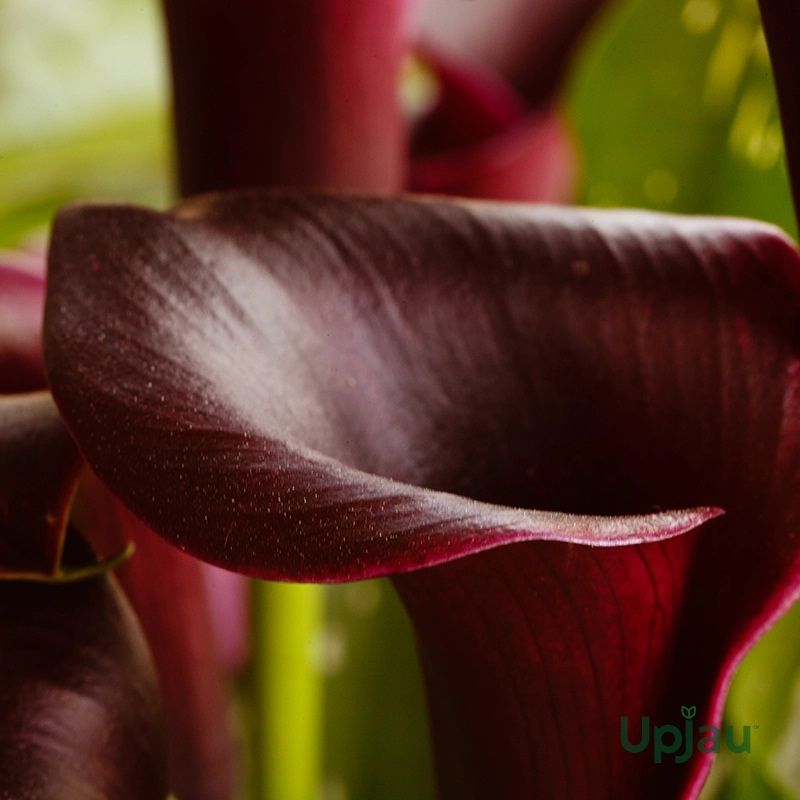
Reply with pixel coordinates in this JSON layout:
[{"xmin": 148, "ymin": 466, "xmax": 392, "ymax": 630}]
[{"xmin": 162, "ymin": 0, "xmax": 410, "ymax": 195}]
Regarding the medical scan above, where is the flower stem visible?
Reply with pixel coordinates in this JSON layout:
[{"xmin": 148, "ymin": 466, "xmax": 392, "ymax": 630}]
[{"xmin": 252, "ymin": 581, "xmax": 324, "ymax": 800}]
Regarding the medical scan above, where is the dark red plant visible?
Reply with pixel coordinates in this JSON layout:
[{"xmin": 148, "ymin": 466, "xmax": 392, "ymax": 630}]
[
  {"xmin": 70, "ymin": 476, "xmax": 236, "ymax": 800},
  {"xmin": 161, "ymin": 0, "xmax": 604, "ymax": 204},
  {"xmin": 5, "ymin": 0, "xmax": 800, "ymax": 797},
  {"xmin": 161, "ymin": 0, "xmax": 410, "ymax": 195},
  {"xmin": 43, "ymin": 190, "xmax": 800, "ymax": 799},
  {"xmin": 410, "ymin": 0, "xmax": 605, "ymax": 199}
]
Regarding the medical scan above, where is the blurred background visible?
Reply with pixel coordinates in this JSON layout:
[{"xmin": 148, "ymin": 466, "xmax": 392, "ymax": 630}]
[{"xmin": 1, "ymin": 0, "xmax": 797, "ymax": 797}]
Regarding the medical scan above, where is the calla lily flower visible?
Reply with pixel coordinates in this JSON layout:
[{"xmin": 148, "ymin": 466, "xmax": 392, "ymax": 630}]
[
  {"xmin": 760, "ymin": 0, "xmax": 800, "ymax": 220},
  {"xmin": 42, "ymin": 189, "xmax": 800, "ymax": 797},
  {"xmin": 408, "ymin": 49, "xmax": 577, "ymax": 202},
  {"xmin": 410, "ymin": 0, "xmax": 606, "ymax": 200}
]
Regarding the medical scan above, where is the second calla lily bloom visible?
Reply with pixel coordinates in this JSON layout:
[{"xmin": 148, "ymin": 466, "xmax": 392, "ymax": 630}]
[
  {"xmin": 43, "ymin": 190, "xmax": 800, "ymax": 797},
  {"xmin": 0, "ymin": 259, "xmax": 234, "ymax": 800}
]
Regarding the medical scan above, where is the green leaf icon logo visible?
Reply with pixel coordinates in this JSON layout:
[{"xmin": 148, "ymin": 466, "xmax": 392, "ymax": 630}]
[{"xmin": 681, "ymin": 705, "xmax": 697, "ymax": 720}]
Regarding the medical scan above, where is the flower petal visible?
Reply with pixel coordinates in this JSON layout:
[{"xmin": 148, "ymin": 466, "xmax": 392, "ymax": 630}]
[
  {"xmin": 161, "ymin": 0, "xmax": 411, "ymax": 195},
  {"xmin": 419, "ymin": 0, "xmax": 605, "ymax": 105},
  {"xmin": 44, "ymin": 193, "xmax": 723, "ymax": 583},
  {"xmin": 0, "ymin": 568, "xmax": 167, "ymax": 798}
]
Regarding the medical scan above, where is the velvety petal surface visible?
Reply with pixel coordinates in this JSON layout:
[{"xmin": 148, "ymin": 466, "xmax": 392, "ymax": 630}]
[
  {"xmin": 44, "ymin": 194, "xmax": 716, "ymax": 581},
  {"xmin": 43, "ymin": 192, "xmax": 800, "ymax": 797},
  {"xmin": 410, "ymin": 52, "xmax": 576, "ymax": 201},
  {"xmin": 0, "ymin": 567, "xmax": 167, "ymax": 799},
  {"xmin": 162, "ymin": 0, "xmax": 410, "ymax": 195},
  {"xmin": 0, "ymin": 258, "xmax": 45, "ymax": 392}
]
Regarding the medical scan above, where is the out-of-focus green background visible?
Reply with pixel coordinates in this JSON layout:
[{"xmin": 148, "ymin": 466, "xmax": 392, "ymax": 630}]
[
  {"xmin": 2, "ymin": 0, "xmax": 798, "ymax": 797},
  {"xmin": 0, "ymin": 0, "xmax": 170, "ymax": 245}
]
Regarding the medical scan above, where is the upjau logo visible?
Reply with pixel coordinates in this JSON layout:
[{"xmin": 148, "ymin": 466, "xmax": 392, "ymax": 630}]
[{"xmin": 620, "ymin": 705, "xmax": 753, "ymax": 763}]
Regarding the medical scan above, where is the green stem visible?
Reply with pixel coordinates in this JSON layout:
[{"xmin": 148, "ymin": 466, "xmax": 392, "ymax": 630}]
[{"xmin": 252, "ymin": 581, "xmax": 324, "ymax": 800}]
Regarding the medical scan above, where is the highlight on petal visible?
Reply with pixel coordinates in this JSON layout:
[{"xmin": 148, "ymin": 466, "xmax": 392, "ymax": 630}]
[
  {"xmin": 0, "ymin": 569, "xmax": 167, "ymax": 799},
  {"xmin": 44, "ymin": 192, "xmax": 722, "ymax": 584},
  {"xmin": 43, "ymin": 191, "xmax": 800, "ymax": 797},
  {"xmin": 0, "ymin": 256, "xmax": 46, "ymax": 392},
  {"xmin": 410, "ymin": 51, "xmax": 576, "ymax": 201}
]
